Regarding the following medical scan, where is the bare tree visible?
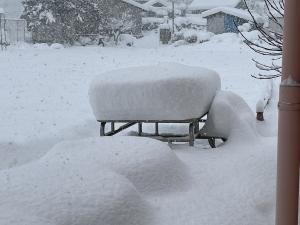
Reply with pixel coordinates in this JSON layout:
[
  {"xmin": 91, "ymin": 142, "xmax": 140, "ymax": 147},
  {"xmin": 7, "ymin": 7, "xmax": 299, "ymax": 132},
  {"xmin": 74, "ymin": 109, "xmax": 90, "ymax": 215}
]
[{"xmin": 239, "ymin": 0, "xmax": 284, "ymax": 79}]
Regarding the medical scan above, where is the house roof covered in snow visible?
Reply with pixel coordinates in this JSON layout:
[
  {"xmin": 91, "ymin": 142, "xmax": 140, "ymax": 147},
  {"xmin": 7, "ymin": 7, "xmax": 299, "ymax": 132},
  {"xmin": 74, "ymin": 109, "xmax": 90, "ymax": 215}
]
[
  {"xmin": 202, "ymin": 7, "xmax": 263, "ymax": 22},
  {"xmin": 123, "ymin": 0, "xmax": 169, "ymax": 15},
  {"xmin": 188, "ymin": 0, "xmax": 241, "ymax": 11},
  {"xmin": 143, "ymin": 0, "xmax": 171, "ymax": 8},
  {"xmin": 122, "ymin": 0, "xmax": 148, "ymax": 10}
]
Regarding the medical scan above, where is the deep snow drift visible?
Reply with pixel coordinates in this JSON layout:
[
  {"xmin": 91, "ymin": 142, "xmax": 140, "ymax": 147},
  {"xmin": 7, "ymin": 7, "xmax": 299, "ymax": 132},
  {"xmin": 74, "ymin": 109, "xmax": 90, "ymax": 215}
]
[
  {"xmin": 89, "ymin": 62, "xmax": 220, "ymax": 121},
  {"xmin": 43, "ymin": 137, "xmax": 188, "ymax": 194},
  {"xmin": 0, "ymin": 31, "xmax": 279, "ymax": 225},
  {"xmin": 0, "ymin": 138, "xmax": 155, "ymax": 225}
]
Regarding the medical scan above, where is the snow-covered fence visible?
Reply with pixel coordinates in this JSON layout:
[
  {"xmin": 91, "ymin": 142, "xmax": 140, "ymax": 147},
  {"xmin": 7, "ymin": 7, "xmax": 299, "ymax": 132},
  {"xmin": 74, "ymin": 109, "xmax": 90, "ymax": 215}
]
[
  {"xmin": 4, "ymin": 18, "xmax": 27, "ymax": 43},
  {"xmin": 256, "ymin": 79, "xmax": 273, "ymax": 121}
]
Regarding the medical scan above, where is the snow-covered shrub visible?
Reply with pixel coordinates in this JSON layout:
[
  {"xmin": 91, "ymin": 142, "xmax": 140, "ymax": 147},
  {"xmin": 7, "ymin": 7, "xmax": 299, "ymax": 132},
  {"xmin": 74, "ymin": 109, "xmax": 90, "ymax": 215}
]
[
  {"xmin": 172, "ymin": 32, "xmax": 184, "ymax": 42},
  {"xmin": 118, "ymin": 34, "xmax": 137, "ymax": 47},
  {"xmin": 175, "ymin": 30, "xmax": 213, "ymax": 44},
  {"xmin": 184, "ymin": 31, "xmax": 198, "ymax": 43},
  {"xmin": 240, "ymin": 30, "xmax": 260, "ymax": 44},
  {"xmin": 201, "ymin": 91, "xmax": 257, "ymax": 142},
  {"xmin": 238, "ymin": 23, "xmax": 252, "ymax": 32},
  {"xmin": 173, "ymin": 39, "xmax": 187, "ymax": 47}
]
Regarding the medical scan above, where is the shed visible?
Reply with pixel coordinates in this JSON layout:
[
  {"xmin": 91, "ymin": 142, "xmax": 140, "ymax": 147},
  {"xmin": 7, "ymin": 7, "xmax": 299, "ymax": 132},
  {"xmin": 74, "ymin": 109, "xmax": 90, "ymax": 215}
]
[{"xmin": 202, "ymin": 7, "xmax": 263, "ymax": 34}]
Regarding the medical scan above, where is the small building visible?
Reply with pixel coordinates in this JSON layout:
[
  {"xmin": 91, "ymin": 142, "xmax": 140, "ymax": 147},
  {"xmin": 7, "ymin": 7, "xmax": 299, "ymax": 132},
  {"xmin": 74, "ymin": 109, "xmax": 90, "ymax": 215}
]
[{"xmin": 202, "ymin": 7, "xmax": 263, "ymax": 34}]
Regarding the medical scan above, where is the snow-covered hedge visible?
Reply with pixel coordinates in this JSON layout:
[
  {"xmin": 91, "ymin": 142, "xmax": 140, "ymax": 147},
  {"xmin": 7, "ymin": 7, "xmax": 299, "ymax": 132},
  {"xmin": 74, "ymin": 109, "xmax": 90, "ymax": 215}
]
[
  {"xmin": 89, "ymin": 63, "xmax": 221, "ymax": 121},
  {"xmin": 201, "ymin": 91, "xmax": 256, "ymax": 141}
]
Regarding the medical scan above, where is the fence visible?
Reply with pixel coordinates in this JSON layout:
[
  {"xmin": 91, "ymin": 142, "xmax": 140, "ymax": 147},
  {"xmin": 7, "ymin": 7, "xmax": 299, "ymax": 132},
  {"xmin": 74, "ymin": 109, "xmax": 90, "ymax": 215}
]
[{"xmin": 0, "ymin": 15, "xmax": 30, "ymax": 47}]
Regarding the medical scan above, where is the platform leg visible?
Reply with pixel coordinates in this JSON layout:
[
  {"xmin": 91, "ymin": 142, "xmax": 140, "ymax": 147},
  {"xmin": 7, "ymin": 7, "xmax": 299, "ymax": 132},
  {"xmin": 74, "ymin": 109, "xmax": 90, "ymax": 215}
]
[
  {"xmin": 111, "ymin": 122, "xmax": 115, "ymax": 132},
  {"xmin": 194, "ymin": 121, "xmax": 200, "ymax": 133},
  {"xmin": 138, "ymin": 123, "xmax": 143, "ymax": 136},
  {"xmin": 100, "ymin": 122, "xmax": 106, "ymax": 136},
  {"xmin": 189, "ymin": 122, "xmax": 195, "ymax": 147},
  {"xmin": 155, "ymin": 122, "xmax": 159, "ymax": 136},
  {"xmin": 208, "ymin": 137, "xmax": 216, "ymax": 148}
]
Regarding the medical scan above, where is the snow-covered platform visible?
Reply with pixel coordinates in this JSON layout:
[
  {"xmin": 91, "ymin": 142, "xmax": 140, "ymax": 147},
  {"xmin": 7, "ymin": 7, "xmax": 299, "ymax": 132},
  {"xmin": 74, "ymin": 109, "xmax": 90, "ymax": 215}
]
[
  {"xmin": 89, "ymin": 62, "xmax": 220, "ymax": 121},
  {"xmin": 89, "ymin": 63, "xmax": 221, "ymax": 146}
]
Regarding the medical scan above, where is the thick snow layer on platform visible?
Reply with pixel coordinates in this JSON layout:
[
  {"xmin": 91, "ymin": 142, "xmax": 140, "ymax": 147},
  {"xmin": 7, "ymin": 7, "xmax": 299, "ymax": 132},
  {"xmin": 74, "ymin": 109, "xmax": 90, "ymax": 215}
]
[
  {"xmin": 0, "ymin": 151, "xmax": 149, "ymax": 225},
  {"xmin": 89, "ymin": 63, "xmax": 221, "ymax": 121},
  {"xmin": 43, "ymin": 137, "xmax": 188, "ymax": 194},
  {"xmin": 201, "ymin": 91, "xmax": 256, "ymax": 141}
]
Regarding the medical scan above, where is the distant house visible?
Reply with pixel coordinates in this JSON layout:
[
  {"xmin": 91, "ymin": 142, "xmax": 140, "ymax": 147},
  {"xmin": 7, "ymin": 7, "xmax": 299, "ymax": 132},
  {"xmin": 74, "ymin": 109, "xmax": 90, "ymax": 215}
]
[
  {"xmin": 187, "ymin": 0, "xmax": 246, "ymax": 14},
  {"xmin": 202, "ymin": 7, "xmax": 263, "ymax": 34}
]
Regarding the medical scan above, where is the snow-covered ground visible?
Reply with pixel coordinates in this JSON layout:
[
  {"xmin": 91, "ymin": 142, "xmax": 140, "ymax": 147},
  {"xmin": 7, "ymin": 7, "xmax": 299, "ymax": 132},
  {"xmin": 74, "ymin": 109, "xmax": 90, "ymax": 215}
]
[{"xmin": 0, "ymin": 32, "xmax": 279, "ymax": 225}]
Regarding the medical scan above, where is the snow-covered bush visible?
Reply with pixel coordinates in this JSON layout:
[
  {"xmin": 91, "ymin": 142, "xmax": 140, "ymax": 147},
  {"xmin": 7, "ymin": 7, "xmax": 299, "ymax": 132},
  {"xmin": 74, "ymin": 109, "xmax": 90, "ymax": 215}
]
[
  {"xmin": 201, "ymin": 91, "xmax": 257, "ymax": 142},
  {"xmin": 173, "ymin": 30, "xmax": 213, "ymax": 44},
  {"xmin": 118, "ymin": 34, "xmax": 137, "ymax": 47},
  {"xmin": 238, "ymin": 23, "xmax": 252, "ymax": 32},
  {"xmin": 184, "ymin": 32, "xmax": 198, "ymax": 43}
]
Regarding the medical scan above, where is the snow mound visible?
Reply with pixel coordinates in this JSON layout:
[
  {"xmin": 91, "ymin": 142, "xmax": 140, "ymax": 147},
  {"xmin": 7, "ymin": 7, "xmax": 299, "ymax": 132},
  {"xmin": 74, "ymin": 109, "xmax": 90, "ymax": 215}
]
[
  {"xmin": 201, "ymin": 91, "xmax": 257, "ymax": 142},
  {"xmin": 89, "ymin": 63, "xmax": 221, "ymax": 121},
  {"xmin": 43, "ymin": 137, "xmax": 188, "ymax": 194},
  {"xmin": 50, "ymin": 43, "xmax": 64, "ymax": 49},
  {"xmin": 0, "ymin": 152, "xmax": 149, "ymax": 225}
]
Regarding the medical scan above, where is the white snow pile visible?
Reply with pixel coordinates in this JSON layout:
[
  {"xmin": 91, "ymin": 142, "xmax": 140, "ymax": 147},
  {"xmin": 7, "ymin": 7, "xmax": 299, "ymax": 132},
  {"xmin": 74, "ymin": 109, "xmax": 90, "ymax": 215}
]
[
  {"xmin": 240, "ymin": 30, "xmax": 260, "ymax": 43},
  {"xmin": 0, "ymin": 139, "xmax": 159, "ymax": 225},
  {"xmin": 201, "ymin": 91, "xmax": 257, "ymax": 142},
  {"xmin": 238, "ymin": 23, "xmax": 252, "ymax": 32},
  {"xmin": 50, "ymin": 43, "xmax": 64, "ymax": 49},
  {"xmin": 119, "ymin": 34, "xmax": 137, "ymax": 47},
  {"xmin": 43, "ymin": 137, "xmax": 188, "ymax": 194},
  {"xmin": 256, "ymin": 80, "xmax": 273, "ymax": 113},
  {"xmin": 89, "ymin": 63, "xmax": 221, "ymax": 121}
]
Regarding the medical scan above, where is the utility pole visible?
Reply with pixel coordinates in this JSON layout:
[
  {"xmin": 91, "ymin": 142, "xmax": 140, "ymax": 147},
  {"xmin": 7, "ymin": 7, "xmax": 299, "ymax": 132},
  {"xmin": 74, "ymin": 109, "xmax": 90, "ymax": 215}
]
[
  {"xmin": 172, "ymin": 1, "xmax": 175, "ymax": 33},
  {"xmin": 276, "ymin": 0, "xmax": 300, "ymax": 225}
]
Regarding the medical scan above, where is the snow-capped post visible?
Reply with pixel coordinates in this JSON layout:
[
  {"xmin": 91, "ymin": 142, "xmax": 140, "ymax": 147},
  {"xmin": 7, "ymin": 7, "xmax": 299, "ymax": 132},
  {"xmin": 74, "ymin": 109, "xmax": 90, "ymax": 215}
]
[
  {"xmin": 276, "ymin": 0, "xmax": 300, "ymax": 224},
  {"xmin": 256, "ymin": 80, "xmax": 273, "ymax": 121}
]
